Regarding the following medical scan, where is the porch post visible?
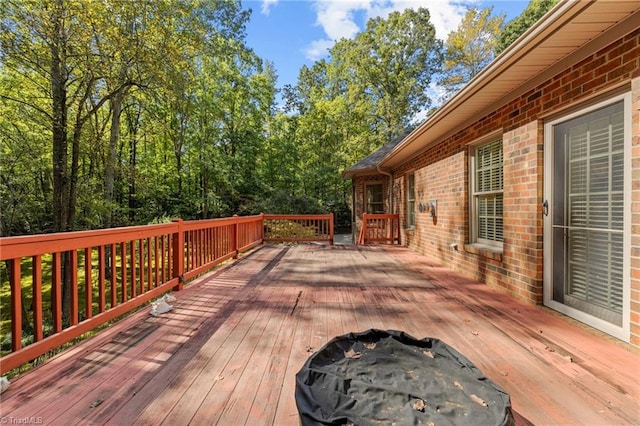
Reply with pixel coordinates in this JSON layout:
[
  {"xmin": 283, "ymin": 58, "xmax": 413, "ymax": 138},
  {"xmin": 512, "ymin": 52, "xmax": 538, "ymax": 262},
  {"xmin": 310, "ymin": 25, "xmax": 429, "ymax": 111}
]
[
  {"xmin": 330, "ymin": 213, "xmax": 334, "ymax": 245},
  {"xmin": 260, "ymin": 212, "xmax": 265, "ymax": 244},
  {"xmin": 233, "ymin": 214, "xmax": 239, "ymax": 259},
  {"xmin": 172, "ymin": 218, "xmax": 184, "ymax": 291}
]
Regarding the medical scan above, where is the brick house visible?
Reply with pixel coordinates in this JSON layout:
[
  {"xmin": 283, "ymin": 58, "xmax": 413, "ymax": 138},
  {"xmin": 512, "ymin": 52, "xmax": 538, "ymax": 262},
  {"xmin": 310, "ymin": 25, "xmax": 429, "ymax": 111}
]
[{"xmin": 343, "ymin": 2, "xmax": 640, "ymax": 346}]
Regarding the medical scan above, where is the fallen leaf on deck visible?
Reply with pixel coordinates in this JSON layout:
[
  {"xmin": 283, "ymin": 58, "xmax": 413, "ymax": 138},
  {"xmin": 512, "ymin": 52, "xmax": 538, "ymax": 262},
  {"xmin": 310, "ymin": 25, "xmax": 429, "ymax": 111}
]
[
  {"xmin": 454, "ymin": 381, "xmax": 463, "ymax": 390},
  {"xmin": 306, "ymin": 346, "xmax": 314, "ymax": 353},
  {"xmin": 89, "ymin": 398, "xmax": 104, "ymax": 408},
  {"xmin": 344, "ymin": 348, "xmax": 362, "ymax": 359},
  {"xmin": 471, "ymin": 331, "xmax": 479, "ymax": 336},
  {"xmin": 412, "ymin": 398, "xmax": 426, "ymax": 412},
  {"xmin": 214, "ymin": 375, "xmax": 224, "ymax": 381},
  {"xmin": 423, "ymin": 350, "xmax": 434, "ymax": 358},
  {"xmin": 470, "ymin": 394, "xmax": 488, "ymax": 407}
]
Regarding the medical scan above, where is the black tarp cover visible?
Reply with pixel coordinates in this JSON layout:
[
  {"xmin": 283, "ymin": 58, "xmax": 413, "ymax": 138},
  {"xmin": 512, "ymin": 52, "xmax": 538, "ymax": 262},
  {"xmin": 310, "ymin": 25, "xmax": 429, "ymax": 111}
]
[{"xmin": 295, "ymin": 329, "xmax": 514, "ymax": 426}]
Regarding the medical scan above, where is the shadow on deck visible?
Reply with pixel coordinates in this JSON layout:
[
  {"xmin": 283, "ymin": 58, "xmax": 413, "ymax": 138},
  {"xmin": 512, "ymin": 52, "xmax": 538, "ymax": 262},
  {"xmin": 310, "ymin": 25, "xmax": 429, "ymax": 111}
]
[{"xmin": 1, "ymin": 244, "xmax": 638, "ymax": 425}]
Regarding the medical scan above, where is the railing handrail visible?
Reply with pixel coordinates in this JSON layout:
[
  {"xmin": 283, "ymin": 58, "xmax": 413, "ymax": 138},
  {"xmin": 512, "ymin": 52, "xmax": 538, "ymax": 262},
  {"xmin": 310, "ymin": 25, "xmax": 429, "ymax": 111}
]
[
  {"xmin": 263, "ymin": 213, "xmax": 331, "ymax": 220},
  {"xmin": 359, "ymin": 213, "xmax": 401, "ymax": 245},
  {"xmin": 263, "ymin": 213, "xmax": 334, "ymax": 244},
  {"xmin": 363, "ymin": 213, "xmax": 399, "ymax": 220},
  {"xmin": 0, "ymin": 213, "xmax": 334, "ymax": 375},
  {"xmin": 0, "ymin": 223, "xmax": 178, "ymax": 260}
]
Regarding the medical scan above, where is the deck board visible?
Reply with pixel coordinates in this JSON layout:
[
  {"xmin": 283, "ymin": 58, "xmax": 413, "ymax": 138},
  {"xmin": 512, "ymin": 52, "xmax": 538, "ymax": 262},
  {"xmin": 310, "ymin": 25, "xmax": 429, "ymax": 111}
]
[{"xmin": 1, "ymin": 244, "xmax": 639, "ymax": 425}]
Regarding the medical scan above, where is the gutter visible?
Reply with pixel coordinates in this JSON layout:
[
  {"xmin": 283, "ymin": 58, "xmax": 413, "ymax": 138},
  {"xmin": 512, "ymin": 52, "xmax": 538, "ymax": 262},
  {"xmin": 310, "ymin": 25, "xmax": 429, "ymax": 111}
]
[{"xmin": 378, "ymin": 0, "xmax": 587, "ymax": 169}]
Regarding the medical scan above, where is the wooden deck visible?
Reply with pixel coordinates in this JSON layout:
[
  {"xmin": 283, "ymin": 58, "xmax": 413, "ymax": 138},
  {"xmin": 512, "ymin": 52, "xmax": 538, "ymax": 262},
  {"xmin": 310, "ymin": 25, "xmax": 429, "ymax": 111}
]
[{"xmin": 1, "ymin": 244, "xmax": 638, "ymax": 425}]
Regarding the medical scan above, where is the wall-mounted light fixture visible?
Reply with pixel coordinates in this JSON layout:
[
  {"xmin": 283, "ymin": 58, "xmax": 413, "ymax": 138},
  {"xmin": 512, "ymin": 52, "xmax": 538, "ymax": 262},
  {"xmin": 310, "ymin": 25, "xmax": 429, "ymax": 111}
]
[{"xmin": 427, "ymin": 200, "xmax": 437, "ymax": 218}]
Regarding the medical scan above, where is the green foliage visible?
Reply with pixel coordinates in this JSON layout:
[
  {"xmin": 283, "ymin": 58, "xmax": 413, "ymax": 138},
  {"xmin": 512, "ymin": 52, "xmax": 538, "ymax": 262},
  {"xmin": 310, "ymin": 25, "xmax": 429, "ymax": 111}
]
[
  {"xmin": 0, "ymin": 0, "xmax": 273, "ymax": 234},
  {"xmin": 495, "ymin": 0, "xmax": 559, "ymax": 54},
  {"xmin": 439, "ymin": 7, "xmax": 505, "ymax": 102},
  {"xmin": 346, "ymin": 8, "xmax": 443, "ymax": 137},
  {"xmin": 1, "ymin": 2, "xmax": 476, "ymax": 239},
  {"xmin": 257, "ymin": 190, "xmax": 326, "ymax": 215},
  {"xmin": 279, "ymin": 8, "xmax": 442, "ymax": 220}
]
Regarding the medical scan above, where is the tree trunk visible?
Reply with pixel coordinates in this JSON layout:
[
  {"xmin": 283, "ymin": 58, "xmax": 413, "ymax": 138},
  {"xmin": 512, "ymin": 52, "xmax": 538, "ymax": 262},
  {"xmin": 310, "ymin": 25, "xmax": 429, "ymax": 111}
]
[
  {"xmin": 104, "ymin": 91, "xmax": 125, "ymax": 280},
  {"xmin": 105, "ymin": 90, "xmax": 124, "ymax": 229},
  {"xmin": 50, "ymin": 0, "xmax": 69, "ymax": 234},
  {"xmin": 127, "ymin": 105, "xmax": 141, "ymax": 222},
  {"xmin": 49, "ymin": 1, "xmax": 73, "ymax": 325}
]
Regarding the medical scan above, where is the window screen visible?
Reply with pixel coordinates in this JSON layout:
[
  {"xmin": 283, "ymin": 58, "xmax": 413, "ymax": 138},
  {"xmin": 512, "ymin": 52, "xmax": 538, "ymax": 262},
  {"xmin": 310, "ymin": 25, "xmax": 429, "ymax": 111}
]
[{"xmin": 472, "ymin": 139, "xmax": 503, "ymax": 244}]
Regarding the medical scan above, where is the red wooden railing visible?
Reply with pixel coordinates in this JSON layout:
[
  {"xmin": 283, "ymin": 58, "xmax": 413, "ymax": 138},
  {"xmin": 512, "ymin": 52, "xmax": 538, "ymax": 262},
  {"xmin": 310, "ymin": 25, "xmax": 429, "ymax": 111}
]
[
  {"xmin": 0, "ymin": 213, "xmax": 333, "ymax": 374},
  {"xmin": 263, "ymin": 214, "xmax": 334, "ymax": 244},
  {"xmin": 358, "ymin": 213, "xmax": 400, "ymax": 245}
]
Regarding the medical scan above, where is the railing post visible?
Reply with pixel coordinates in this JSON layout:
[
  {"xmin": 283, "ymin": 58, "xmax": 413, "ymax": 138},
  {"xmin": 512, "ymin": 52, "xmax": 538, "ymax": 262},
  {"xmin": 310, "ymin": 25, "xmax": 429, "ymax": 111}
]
[
  {"xmin": 330, "ymin": 213, "xmax": 334, "ymax": 245},
  {"xmin": 233, "ymin": 214, "xmax": 239, "ymax": 259},
  {"xmin": 10, "ymin": 259, "xmax": 22, "ymax": 351},
  {"xmin": 359, "ymin": 213, "xmax": 369, "ymax": 245},
  {"xmin": 260, "ymin": 212, "xmax": 265, "ymax": 244},
  {"xmin": 172, "ymin": 218, "xmax": 184, "ymax": 291}
]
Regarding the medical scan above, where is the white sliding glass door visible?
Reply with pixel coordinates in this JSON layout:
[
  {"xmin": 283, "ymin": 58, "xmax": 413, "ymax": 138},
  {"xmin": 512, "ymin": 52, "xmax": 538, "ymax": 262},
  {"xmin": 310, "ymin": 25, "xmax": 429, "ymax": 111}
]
[{"xmin": 544, "ymin": 94, "xmax": 630, "ymax": 341}]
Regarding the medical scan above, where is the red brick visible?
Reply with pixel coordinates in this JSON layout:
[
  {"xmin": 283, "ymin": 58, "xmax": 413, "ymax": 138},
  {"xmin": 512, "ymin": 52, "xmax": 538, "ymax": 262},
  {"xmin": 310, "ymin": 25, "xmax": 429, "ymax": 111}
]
[{"xmin": 351, "ymin": 30, "xmax": 640, "ymax": 346}]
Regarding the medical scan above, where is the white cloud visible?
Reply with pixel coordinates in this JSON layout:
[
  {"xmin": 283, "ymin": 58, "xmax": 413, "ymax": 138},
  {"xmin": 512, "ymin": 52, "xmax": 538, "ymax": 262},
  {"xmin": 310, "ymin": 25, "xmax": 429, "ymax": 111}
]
[
  {"xmin": 304, "ymin": 39, "xmax": 336, "ymax": 62},
  {"xmin": 419, "ymin": 0, "xmax": 469, "ymax": 39},
  {"xmin": 261, "ymin": 0, "xmax": 278, "ymax": 15},
  {"xmin": 313, "ymin": 1, "xmax": 366, "ymax": 40},
  {"xmin": 304, "ymin": 0, "xmax": 469, "ymax": 61}
]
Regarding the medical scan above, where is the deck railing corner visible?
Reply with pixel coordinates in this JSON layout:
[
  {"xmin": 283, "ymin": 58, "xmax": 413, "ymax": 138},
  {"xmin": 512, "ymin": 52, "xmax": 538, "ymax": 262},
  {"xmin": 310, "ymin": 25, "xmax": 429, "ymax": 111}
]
[{"xmin": 0, "ymin": 212, "xmax": 337, "ymax": 375}]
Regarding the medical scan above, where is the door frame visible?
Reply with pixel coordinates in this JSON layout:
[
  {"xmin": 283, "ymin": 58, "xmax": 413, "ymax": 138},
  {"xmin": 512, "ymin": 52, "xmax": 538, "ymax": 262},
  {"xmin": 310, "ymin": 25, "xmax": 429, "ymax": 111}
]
[{"xmin": 543, "ymin": 92, "xmax": 631, "ymax": 342}]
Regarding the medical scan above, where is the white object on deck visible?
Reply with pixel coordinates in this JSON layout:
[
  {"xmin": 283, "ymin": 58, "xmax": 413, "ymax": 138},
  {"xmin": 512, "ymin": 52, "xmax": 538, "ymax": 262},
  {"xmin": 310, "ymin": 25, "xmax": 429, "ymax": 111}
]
[
  {"xmin": 150, "ymin": 294, "xmax": 176, "ymax": 316},
  {"xmin": 0, "ymin": 376, "xmax": 9, "ymax": 394}
]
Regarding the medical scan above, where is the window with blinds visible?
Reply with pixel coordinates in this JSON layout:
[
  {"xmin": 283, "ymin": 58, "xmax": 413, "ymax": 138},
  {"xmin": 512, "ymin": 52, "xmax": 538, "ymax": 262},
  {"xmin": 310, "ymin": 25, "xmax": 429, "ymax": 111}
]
[
  {"xmin": 553, "ymin": 101, "xmax": 624, "ymax": 325},
  {"xmin": 365, "ymin": 183, "xmax": 384, "ymax": 214},
  {"xmin": 472, "ymin": 139, "xmax": 503, "ymax": 245},
  {"xmin": 407, "ymin": 173, "xmax": 415, "ymax": 228}
]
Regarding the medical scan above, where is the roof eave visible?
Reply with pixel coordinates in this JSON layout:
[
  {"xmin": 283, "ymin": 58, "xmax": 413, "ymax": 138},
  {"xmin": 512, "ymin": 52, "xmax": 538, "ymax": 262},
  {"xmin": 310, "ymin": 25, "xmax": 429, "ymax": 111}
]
[
  {"xmin": 378, "ymin": 0, "xmax": 616, "ymax": 170},
  {"xmin": 342, "ymin": 167, "xmax": 381, "ymax": 179}
]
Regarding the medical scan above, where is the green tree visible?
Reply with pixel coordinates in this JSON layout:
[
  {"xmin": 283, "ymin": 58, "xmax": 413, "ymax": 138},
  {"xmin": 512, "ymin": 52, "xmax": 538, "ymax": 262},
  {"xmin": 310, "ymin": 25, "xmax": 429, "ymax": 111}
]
[
  {"xmin": 0, "ymin": 0, "xmax": 266, "ymax": 323},
  {"xmin": 439, "ymin": 7, "xmax": 504, "ymax": 101},
  {"xmin": 341, "ymin": 7, "xmax": 443, "ymax": 139},
  {"xmin": 280, "ymin": 8, "xmax": 441, "ymax": 216},
  {"xmin": 1, "ymin": 0, "xmax": 142, "ymax": 233},
  {"xmin": 496, "ymin": 0, "xmax": 558, "ymax": 54}
]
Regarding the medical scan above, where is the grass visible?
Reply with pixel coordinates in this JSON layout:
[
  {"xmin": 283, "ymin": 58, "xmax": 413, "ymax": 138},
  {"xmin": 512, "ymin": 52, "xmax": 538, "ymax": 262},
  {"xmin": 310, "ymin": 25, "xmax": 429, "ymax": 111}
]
[
  {"xmin": 0, "ymin": 242, "xmax": 170, "ymax": 353},
  {"xmin": 0, "ymin": 242, "xmax": 173, "ymax": 379}
]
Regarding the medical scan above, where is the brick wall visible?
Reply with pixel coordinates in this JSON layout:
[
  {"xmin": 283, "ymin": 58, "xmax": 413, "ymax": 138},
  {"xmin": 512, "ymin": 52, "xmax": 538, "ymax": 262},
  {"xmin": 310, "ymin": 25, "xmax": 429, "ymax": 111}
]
[
  {"xmin": 502, "ymin": 121, "xmax": 544, "ymax": 304},
  {"xmin": 381, "ymin": 29, "xmax": 640, "ymax": 344},
  {"xmin": 352, "ymin": 174, "xmax": 390, "ymax": 242}
]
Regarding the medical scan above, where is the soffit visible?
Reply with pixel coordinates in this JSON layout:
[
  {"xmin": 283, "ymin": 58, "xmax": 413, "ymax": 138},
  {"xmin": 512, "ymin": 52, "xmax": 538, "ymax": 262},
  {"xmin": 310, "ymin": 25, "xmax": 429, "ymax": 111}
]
[{"xmin": 380, "ymin": 1, "xmax": 640, "ymax": 169}]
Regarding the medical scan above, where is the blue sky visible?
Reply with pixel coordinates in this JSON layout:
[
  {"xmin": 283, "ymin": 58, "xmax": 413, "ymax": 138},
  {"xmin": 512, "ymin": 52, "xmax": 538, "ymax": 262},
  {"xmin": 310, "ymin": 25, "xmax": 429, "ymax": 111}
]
[{"xmin": 243, "ymin": 0, "xmax": 530, "ymax": 90}]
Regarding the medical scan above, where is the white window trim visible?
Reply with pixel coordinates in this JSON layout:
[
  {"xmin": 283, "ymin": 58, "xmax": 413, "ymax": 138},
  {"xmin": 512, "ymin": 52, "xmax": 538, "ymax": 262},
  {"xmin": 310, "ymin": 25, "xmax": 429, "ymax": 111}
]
[
  {"xmin": 543, "ymin": 92, "xmax": 631, "ymax": 342},
  {"xmin": 469, "ymin": 137, "xmax": 504, "ymax": 249},
  {"xmin": 406, "ymin": 172, "xmax": 415, "ymax": 229}
]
